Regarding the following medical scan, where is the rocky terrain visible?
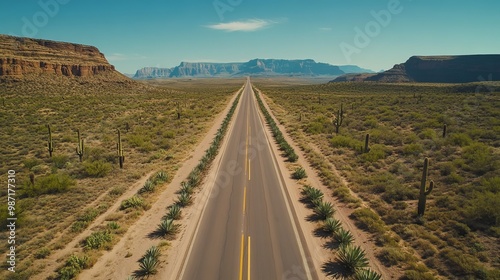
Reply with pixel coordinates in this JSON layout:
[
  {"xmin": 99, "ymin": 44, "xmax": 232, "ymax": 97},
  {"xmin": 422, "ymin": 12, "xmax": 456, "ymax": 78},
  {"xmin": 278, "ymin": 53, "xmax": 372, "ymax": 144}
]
[
  {"xmin": 332, "ymin": 55, "xmax": 500, "ymax": 83},
  {"xmin": 133, "ymin": 59, "xmax": 373, "ymax": 79},
  {"xmin": 0, "ymin": 34, "xmax": 127, "ymax": 81}
]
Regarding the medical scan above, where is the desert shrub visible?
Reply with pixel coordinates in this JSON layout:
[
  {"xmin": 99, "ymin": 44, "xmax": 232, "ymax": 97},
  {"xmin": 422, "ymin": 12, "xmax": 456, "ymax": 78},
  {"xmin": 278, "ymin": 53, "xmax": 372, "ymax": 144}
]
[
  {"xmin": 57, "ymin": 254, "xmax": 90, "ymax": 280},
  {"xmin": 331, "ymin": 135, "xmax": 362, "ymax": 150},
  {"xmin": 447, "ymin": 133, "xmax": 472, "ymax": 146},
  {"xmin": 378, "ymin": 246, "xmax": 411, "ymax": 266},
  {"xmin": 465, "ymin": 191, "xmax": 500, "ymax": 229},
  {"xmin": 402, "ymin": 270, "xmax": 435, "ymax": 280},
  {"xmin": 462, "ymin": 143, "xmax": 496, "ymax": 175},
  {"xmin": 139, "ymin": 180, "xmax": 155, "ymax": 193},
  {"xmin": 402, "ymin": 143, "xmax": 423, "ymax": 156},
  {"xmin": 419, "ymin": 128, "xmax": 437, "ymax": 140},
  {"xmin": 35, "ymin": 248, "xmax": 51, "ymax": 259},
  {"xmin": 359, "ymin": 144, "xmax": 387, "ymax": 163},
  {"xmin": 120, "ymin": 196, "xmax": 145, "ymax": 210},
  {"xmin": 351, "ymin": 208, "xmax": 385, "ymax": 234},
  {"xmin": 22, "ymin": 173, "xmax": 75, "ymax": 197},
  {"xmin": 84, "ymin": 230, "xmax": 113, "ymax": 250},
  {"xmin": 440, "ymin": 248, "xmax": 484, "ymax": 277},
  {"xmin": 83, "ymin": 160, "xmax": 112, "ymax": 178},
  {"xmin": 52, "ymin": 154, "xmax": 69, "ymax": 169},
  {"xmin": 23, "ymin": 158, "xmax": 41, "ymax": 169},
  {"xmin": 382, "ymin": 181, "xmax": 418, "ymax": 203}
]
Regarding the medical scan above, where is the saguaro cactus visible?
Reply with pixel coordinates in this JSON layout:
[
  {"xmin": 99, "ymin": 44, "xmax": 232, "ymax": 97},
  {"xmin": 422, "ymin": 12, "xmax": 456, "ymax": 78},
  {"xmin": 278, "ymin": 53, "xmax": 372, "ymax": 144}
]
[
  {"xmin": 47, "ymin": 124, "xmax": 54, "ymax": 157},
  {"xmin": 176, "ymin": 102, "xmax": 181, "ymax": 120},
  {"xmin": 76, "ymin": 129, "xmax": 84, "ymax": 162},
  {"xmin": 333, "ymin": 103, "xmax": 345, "ymax": 134},
  {"xmin": 117, "ymin": 129, "xmax": 125, "ymax": 168},
  {"xmin": 29, "ymin": 173, "xmax": 35, "ymax": 185},
  {"xmin": 364, "ymin": 133, "xmax": 370, "ymax": 153},
  {"xmin": 442, "ymin": 124, "xmax": 447, "ymax": 138},
  {"xmin": 418, "ymin": 157, "xmax": 434, "ymax": 217}
]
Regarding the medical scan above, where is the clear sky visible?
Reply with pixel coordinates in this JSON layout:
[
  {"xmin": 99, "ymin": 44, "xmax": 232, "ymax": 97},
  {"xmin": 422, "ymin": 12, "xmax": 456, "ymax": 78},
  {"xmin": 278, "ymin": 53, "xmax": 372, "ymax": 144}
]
[{"xmin": 1, "ymin": 0, "xmax": 499, "ymax": 74}]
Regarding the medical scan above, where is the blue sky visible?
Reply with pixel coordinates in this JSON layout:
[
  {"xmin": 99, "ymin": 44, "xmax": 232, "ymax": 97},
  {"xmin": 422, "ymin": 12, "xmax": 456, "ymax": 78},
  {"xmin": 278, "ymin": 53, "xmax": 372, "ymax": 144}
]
[{"xmin": 1, "ymin": 0, "xmax": 499, "ymax": 74}]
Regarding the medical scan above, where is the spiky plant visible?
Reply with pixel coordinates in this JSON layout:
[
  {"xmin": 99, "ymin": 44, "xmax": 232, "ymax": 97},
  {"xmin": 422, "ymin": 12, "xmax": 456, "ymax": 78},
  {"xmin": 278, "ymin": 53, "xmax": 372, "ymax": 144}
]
[
  {"xmin": 334, "ymin": 228, "xmax": 354, "ymax": 247},
  {"xmin": 139, "ymin": 180, "xmax": 155, "ymax": 193},
  {"xmin": 144, "ymin": 246, "xmax": 161, "ymax": 260},
  {"xmin": 154, "ymin": 171, "xmax": 168, "ymax": 183},
  {"xmin": 323, "ymin": 218, "xmax": 342, "ymax": 234},
  {"xmin": 157, "ymin": 218, "xmax": 175, "ymax": 237},
  {"xmin": 336, "ymin": 245, "xmax": 369, "ymax": 275},
  {"xmin": 302, "ymin": 186, "xmax": 324, "ymax": 204},
  {"xmin": 355, "ymin": 269, "xmax": 382, "ymax": 280},
  {"xmin": 180, "ymin": 181, "xmax": 194, "ymax": 195},
  {"xmin": 292, "ymin": 167, "xmax": 307, "ymax": 180},
  {"xmin": 314, "ymin": 201, "xmax": 335, "ymax": 220},
  {"xmin": 139, "ymin": 255, "xmax": 159, "ymax": 276},
  {"xmin": 177, "ymin": 191, "xmax": 192, "ymax": 207},
  {"xmin": 166, "ymin": 204, "xmax": 182, "ymax": 220}
]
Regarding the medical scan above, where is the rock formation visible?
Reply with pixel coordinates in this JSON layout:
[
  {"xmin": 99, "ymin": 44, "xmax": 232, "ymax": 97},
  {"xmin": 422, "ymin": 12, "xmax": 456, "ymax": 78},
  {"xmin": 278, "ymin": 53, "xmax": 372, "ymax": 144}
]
[
  {"xmin": 331, "ymin": 55, "xmax": 500, "ymax": 83},
  {"xmin": 0, "ymin": 34, "xmax": 124, "ymax": 80}
]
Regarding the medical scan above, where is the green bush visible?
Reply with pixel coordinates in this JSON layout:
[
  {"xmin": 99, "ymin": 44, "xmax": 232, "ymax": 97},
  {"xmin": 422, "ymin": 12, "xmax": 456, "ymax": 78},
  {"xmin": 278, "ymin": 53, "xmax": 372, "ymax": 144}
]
[
  {"xmin": 447, "ymin": 133, "xmax": 472, "ymax": 146},
  {"xmin": 22, "ymin": 173, "xmax": 75, "ymax": 197},
  {"xmin": 378, "ymin": 246, "xmax": 411, "ymax": 266},
  {"xmin": 35, "ymin": 248, "xmax": 51, "ymax": 259},
  {"xmin": 462, "ymin": 143, "xmax": 496, "ymax": 175},
  {"xmin": 83, "ymin": 160, "xmax": 112, "ymax": 178},
  {"xmin": 465, "ymin": 191, "xmax": 500, "ymax": 228},
  {"xmin": 402, "ymin": 143, "xmax": 423, "ymax": 156},
  {"xmin": 360, "ymin": 144, "xmax": 387, "ymax": 162},
  {"xmin": 52, "ymin": 154, "xmax": 69, "ymax": 169},
  {"xmin": 314, "ymin": 201, "xmax": 335, "ymax": 220},
  {"xmin": 58, "ymin": 254, "xmax": 90, "ymax": 280},
  {"xmin": 84, "ymin": 230, "xmax": 113, "ymax": 250},
  {"xmin": 350, "ymin": 208, "xmax": 385, "ymax": 234},
  {"xmin": 336, "ymin": 245, "xmax": 369, "ymax": 274},
  {"xmin": 120, "ymin": 196, "xmax": 145, "ymax": 210}
]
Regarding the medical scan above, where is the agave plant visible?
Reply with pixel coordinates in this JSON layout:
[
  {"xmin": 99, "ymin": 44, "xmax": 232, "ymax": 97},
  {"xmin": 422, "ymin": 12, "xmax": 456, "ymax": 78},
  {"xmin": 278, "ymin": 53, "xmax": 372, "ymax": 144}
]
[
  {"xmin": 180, "ymin": 181, "xmax": 194, "ymax": 195},
  {"xmin": 139, "ymin": 255, "xmax": 159, "ymax": 276},
  {"xmin": 334, "ymin": 228, "xmax": 354, "ymax": 247},
  {"xmin": 336, "ymin": 245, "xmax": 369, "ymax": 275},
  {"xmin": 302, "ymin": 186, "xmax": 324, "ymax": 204},
  {"xmin": 154, "ymin": 171, "xmax": 168, "ymax": 183},
  {"xmin": 355, "ymin": 269, "xmax": 382, "ymax": 280},
  {"xmin": 139, "ymin": 180, "xmax": 155, "ymax": 193},
  {"xmin": 166, "ymin": 204, "xmax": 182, "ymax": 220},
  {"xmin": 292, "ymin": 167, "xmax": 307, "ymax": 180},
  {"xmin": 157, "ymin": 218, "xmax": 175, "ymax": 237},
  {"xmin": 323, "ymin": 218, "xmax": 342, "ymax": 234},
  {"xmin": 144, "ymin": 245, "xmax": 161, "ymax": 260},
  {"xmin": 177, "ymin": 191, "xmax": 192, "ymax": 207},
  {"xmin": 314, "ymin": 201, "xmax": 335, "ymax": 220}
]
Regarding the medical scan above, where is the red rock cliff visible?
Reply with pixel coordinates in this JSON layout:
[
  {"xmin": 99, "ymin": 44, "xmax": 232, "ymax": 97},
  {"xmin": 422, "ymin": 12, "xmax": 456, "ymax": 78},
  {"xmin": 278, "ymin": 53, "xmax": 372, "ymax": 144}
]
[{"xmin": 0, "ymin": 34, "xmax": 119, "ymax": 78}]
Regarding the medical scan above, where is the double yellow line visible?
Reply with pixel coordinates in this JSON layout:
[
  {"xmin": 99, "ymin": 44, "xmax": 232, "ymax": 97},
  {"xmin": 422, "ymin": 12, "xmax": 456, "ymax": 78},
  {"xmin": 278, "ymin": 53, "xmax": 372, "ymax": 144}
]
[
  {"xmin": 239, "ymin": 234, "xmax": 251, "ymax": 280},
  {"xmin": 239, "ymin": 104, "xmax": 251, "ymax": 280}
]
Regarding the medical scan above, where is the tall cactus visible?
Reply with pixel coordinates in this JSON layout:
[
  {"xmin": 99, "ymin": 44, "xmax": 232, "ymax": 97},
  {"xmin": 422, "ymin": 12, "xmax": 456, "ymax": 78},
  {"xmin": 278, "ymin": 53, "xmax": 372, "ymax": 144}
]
[
  {"xmin": 76, "ymin": 129, "xmax": 84, "ymax": 162},
  {"xmin": 418, "ymin": 157, "xmax": 434, "ymax": 217},
  {"xmin": 117, "ymin": 129, "xmax": 125, "ymax": 168},
  {"xmin": 442, "ymin": 124, "xmax": 447, "ymax": 138},
  {"xmin": 47, "ymin": 124, "xmax": 54, "ymax": 157},
  {"xmin": 333, "ymin": 103, "xmax": 345, "ymax": 134},
  {"xmin": 364, "ymin": 133, "xmax": 370, "ymax": 153}
]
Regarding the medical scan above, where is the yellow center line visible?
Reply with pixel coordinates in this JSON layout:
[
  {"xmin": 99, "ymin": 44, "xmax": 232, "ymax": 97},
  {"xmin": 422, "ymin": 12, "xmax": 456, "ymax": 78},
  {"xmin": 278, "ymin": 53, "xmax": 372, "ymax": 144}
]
[
  {"xmin": 242, "ymin": 186, "xmax": 247, "ymax": 214},
  {"xmin": 248, "ymin": 236, "xmax": 251, "ymax": 280},
  {"xmin": 239, "ymin": 234, "xmax": 244, "ymax": 280}
]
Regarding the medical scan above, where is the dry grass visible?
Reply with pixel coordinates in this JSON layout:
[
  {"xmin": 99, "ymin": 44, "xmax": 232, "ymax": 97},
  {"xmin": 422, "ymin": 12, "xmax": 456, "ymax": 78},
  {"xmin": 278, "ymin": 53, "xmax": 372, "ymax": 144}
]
[
  {"xmin": 0, "ymin": 76, "xmax": 242, "ymax": 279},
  {"xmin": 256, "ymin": 81, "xmax": 500, "ymax": 280}
]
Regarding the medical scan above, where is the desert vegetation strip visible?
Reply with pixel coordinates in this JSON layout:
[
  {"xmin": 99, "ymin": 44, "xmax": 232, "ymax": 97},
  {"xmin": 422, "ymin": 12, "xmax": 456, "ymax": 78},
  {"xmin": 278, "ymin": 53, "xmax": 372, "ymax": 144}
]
[
  {"xmin": 126, "ymin": 90, "xmax": 242, "ymax": 278},
  {"xmin": 255, "ymin": 81, "xmax": 500, "ymax": 280},
  {"xmin": 0, "ymin": 77, "xmax": 241, "ymax": 279},
  {"xmin": 254, "ymin": 86, "xmax": 384, "ymax": 279}
]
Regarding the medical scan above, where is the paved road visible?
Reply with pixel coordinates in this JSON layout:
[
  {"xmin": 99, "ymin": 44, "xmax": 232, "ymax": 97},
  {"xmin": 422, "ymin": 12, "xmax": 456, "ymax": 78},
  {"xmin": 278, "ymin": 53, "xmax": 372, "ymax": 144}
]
[{"xmin": 180, "ymin": 78, "xmax": 316, "ymax": 280}]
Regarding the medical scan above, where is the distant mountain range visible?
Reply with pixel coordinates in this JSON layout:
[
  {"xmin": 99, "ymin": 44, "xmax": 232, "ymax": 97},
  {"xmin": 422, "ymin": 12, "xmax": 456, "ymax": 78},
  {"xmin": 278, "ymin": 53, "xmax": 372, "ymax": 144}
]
[
  {"xmin": 332, "ymin": 55, "xmax": 500, "ymax": 83},
  {"xmin": 133, "ymin": 59, "xmax": 374, "ymax": 79}
]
